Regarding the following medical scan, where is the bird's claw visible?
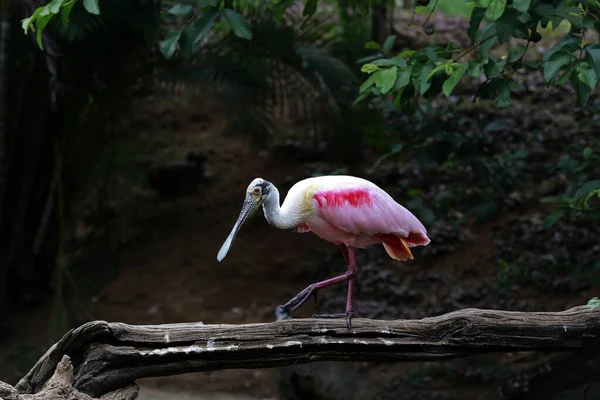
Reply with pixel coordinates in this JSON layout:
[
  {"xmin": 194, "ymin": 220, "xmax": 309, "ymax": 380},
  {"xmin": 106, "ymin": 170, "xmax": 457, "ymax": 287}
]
[
  {"xmin": 275, "ymin": 305, "xmax": 293, "ymax": 321},
  {"xmin": 313, "ymin": 311, "xmax": 359, "ymax": 329}
]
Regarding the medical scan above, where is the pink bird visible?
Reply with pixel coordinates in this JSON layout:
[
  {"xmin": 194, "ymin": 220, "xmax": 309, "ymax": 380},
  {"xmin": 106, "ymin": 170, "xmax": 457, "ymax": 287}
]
[{"xmin": 217, "ymin": 175, "xmax": 430, "ymax": 328}]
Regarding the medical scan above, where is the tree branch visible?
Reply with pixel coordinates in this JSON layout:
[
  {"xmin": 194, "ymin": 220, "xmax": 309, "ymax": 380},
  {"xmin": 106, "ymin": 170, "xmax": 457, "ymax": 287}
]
[
  {"xmin": 9, "ymin": 306, "xmax": 600, "ymax": 398},
  {"xmin": 0, "ymin": 355, "xmax": 139, "ymax": 400}
]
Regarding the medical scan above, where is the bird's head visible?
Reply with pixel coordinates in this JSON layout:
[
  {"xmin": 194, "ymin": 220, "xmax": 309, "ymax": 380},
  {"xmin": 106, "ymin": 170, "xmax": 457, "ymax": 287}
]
[
  {"xmin": 217, "ymin": 177, "xmax": 272, "ymax": 262},
  {"xmin": 245, "ymin": 177, "xmax": 272, "ymax": 205}
]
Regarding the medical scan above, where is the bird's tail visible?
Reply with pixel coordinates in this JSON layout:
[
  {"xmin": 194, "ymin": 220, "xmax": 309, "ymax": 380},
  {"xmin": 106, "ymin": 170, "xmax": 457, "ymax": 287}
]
[{"xmin": 379, "ymin": 234, "xmax": 414, "ymax": 261}]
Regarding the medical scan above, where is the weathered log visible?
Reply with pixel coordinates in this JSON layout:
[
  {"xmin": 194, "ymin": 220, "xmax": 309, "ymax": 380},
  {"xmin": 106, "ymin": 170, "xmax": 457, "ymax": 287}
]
[
  {"xmin": 8, "ymin": 306, "xmax": 600, "ymax": 398},
  {"xmin": 0, "ymin": 355, "xmax": 139, "ymax": 400}
]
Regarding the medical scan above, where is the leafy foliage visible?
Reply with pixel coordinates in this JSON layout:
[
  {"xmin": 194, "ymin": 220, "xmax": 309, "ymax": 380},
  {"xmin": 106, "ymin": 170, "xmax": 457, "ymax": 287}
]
[
  {"xmin": 358, "ymin": 0, "xmax": 600, "ymax": 109},
  {"xmin": 154, "ymin": 1, "xmax": 382, "ymax": 162}
]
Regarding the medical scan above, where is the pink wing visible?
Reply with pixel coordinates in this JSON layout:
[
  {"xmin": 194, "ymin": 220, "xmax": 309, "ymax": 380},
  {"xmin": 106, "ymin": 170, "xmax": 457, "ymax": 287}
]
[{"xmin": 313, "ymin": 186, "xmax": 430, "ymax": 246}]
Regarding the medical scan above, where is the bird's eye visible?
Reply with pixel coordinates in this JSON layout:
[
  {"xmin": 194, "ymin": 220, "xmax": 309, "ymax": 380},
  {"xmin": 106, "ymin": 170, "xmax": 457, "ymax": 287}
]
[{"xmin": 253, "ymin": 187, "xmax": 261, "ymax": 194}]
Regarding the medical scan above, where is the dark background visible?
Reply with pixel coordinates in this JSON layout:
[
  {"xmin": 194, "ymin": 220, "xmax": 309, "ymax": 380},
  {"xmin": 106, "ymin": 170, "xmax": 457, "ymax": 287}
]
[{"xmin": 0, "ymin": 1, "xmax": 598, "ymax": 399}]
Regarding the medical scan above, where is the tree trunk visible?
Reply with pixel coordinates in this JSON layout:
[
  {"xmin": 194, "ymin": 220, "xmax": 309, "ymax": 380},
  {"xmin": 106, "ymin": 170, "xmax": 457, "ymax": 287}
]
[{"xmin": 371, "ymin": 2, "xmax": 388, "ymax": 44}]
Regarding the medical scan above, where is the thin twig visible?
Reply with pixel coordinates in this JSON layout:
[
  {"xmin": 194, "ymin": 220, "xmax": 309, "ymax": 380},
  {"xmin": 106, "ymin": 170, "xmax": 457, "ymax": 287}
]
[{"xmin": 454, "ymin": 32, "xmax": 498, "ymax": 62}]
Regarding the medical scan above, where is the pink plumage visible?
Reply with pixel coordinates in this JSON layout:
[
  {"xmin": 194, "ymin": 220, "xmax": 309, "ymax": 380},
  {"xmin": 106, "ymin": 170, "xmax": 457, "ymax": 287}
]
[
  {"xmin": 217, "ymin": 175, "xmax": 431, "ymax": 328},
  {"xmin": 309, "ymin": 186, "xmax": 430, "ymax": 260}
]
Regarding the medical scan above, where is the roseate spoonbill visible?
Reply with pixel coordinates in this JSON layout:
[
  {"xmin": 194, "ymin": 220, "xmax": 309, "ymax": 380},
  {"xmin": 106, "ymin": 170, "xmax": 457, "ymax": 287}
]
[{"xmin": 217, "ymin": 175, "xmax": 430, "ymax": 328}]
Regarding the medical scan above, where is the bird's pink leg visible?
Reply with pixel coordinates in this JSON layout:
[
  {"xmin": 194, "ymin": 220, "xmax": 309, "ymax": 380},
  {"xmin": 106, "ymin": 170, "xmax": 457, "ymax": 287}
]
[
  {"xmin": 313, "ymin": 244, "xmax": 350, "ymax": 307},
  {"xmin": 314, "ymin": 246, "xmax": 358, "ymax": 328},
  {"xmin": 275, "ymin": 245, "xmax": 359, "ymax": 329},
  {"xmin": 338, "ymin": 244, "xmax": 350, "ymax": 265}
]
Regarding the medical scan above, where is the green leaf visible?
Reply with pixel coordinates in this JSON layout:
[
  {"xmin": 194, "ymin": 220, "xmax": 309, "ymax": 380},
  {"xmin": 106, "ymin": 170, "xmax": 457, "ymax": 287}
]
[
  {"xmin": 583, "ymin": 146, "xmax": 594, "ymax": 161},
  {"xmin": 573, "ymin": 180, "xmax": 600, "ymax": 203},
  {"xmin": 21, "ymin": 17, "xmax": 32, "ymax": 33},
  {"xmin": 486, "ymin": 0, "xmax": 507, "ymax": 21},
  {"xmin": 168, "ymin": 4, "xmax": 193, "ymax": 19},
  {"xmin": 444, "ymin": 63, "xmax": 453, "ymax": 75},
  {"xmin": 496, "ymin": 77, "xmax": 518, "ymax": 107},
  {"xmin": 442, "ymin": 68, "xmax": 465, "ymax": 97},
  {"xmin": 352, "ymin": 91, "xmax": 371, "ymax": 107},
  {"xmin": 39, "ymin": 5, "xmax": 51, "ymax": 16},
  {"xmin": 374, "ymin": 71, "xmax": 383, "ymax": 89},
  {"xmin": 197, "ymin": 0, "xmax": 219, "ymax": 6},
  {"xmin": 372, "ymin": 57, "xmax": 406, "ymax": 67},
  {"xmin": 357, "ymin": 54, "xmax": 380, "ymax": 64},
  {"xmin": 22, "ymin": 7, "xmax": 42, "ymax": 34},
  {"xmin": 513, "ymin": 0, "xmax": 531, "ymax": 13},
  {"xmin": 419, "ymin": 61, "xmax": 434, "ymax": 95},
  {"xmin": 507, "ymin": 45, "xmax": 527, "ymax": 62},
  {"xmin": 484, "ymin": 120, "xmax": 511, "ymax": 133},
  {"xmin": 467, "ymin": 59, "xmax": 483, "ymax": 77},
  {"xmin": 555, "ymin": 65, "xmax": 575, "ymax": 85},
  {"xmin": 378, "ymin": 66, "xmax": 397, "ymax": 94},
  {"xmin": 48, "ymin": 0, "xmax": 64, "ymax": 14},
  {"xmin": 570, "ymin": 72, "xmax": 592, "ymax": 106},
  {"xmin": 476, "ymin": 22, "xmax": 498, "ymax": 55},
  {"xmin": 361, "ymin": 63, "xmax": 380, "ymax": 73},
  {"xmin": 359, "ymin": 74, "xmax": 377, "ymax": 93},
  {"xmin": 559, "ymin": 4, "xmax": 589, "ymax": 29},
  {"xmin": 484, "ymin": 57, "xmax": 506, "ymax": 79},
  {"xmin": 395, "ymin": 69, "xmax": 411, "ymax": 89},
  {"xmin": 543, "ymin": 212, "xmax": 564, "ymax": 228},
  {"xmin": 36, "ymin": 15, "xmax": 52, "ymax": 49},
  {"xmin": 222, "ymin": 9, "xmax": 252, "ymax": 40},
  {"xmin": 468, "ymin": 7, "xmax": 486, "ymax": 43},
  {"xmin": 382, "ymin": 35, "xmax": 397, "ymax": 55},
  {"xmin": 542, "ymin": 35, "xmax": 580, "ymax": 65},
  {"xmin": 397, "ymin": 82, "xmax": 416, "ymax": 114},
  {"xmin": 543, "ymin": 50, "xmax": 573, "ymax": 83},
  {"xmin": 397, "ymin": 49, "xmax": 415, "ymax": 58},
  {"xmin": 428, "ymin": 62, "xmax": 449, "ymax": 80},
  {"xmin": 495, "ymin": 8, "xmax": 522, "ymax": 43},
  {"xmin": 410, "ymin": 46, "xmax": 438, "ymax": 62},
  {"xmin": 160, "ymin": 31, "xmax": 182, "ymax": 59},
  {"xmin": 535, "ymin": 4, "xmax": 563, "ymax": 27},
  {"xmin": 303, "ymin": 0, "xmax": 318, "ymax": 18},
  {"xmin": 60, "ymin": 0, "xmax": 76, "ymax": 26},
  {"xmin": 180, "ymin": 10, "xmax": 220, "ymax": 57},
  {"xmin": 585, "ymin": 44, "xmax": 600, "ymax": 77},
  {"xmin": 82, "ymin": 0, "xmax": 100, "ymax": 15},
  {"xmin": 364, "ymin": 41, "xmax": 381, "ymax": 50},
  {"xmin": 577, "ymin": 62, "xmax": 598, "ymax": 89}
]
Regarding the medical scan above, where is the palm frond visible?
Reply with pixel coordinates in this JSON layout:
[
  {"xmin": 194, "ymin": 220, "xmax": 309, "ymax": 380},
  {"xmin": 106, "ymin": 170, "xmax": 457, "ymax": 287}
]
[{"xmin": 155, "ymin": 0, "xmax": 383, "ymax": 159}]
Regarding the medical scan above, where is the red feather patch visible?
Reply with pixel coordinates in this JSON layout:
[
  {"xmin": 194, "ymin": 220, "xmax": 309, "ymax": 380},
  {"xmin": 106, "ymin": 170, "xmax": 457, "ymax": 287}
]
[{"xmin": 314, "ymin": 189, "xmax": 372, "ymax": 208}]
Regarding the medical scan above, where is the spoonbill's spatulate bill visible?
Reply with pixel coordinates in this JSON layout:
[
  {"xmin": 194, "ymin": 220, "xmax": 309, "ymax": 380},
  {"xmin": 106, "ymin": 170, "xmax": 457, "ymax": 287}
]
[{"xmin": 217, "ymin": 175, "xmax": 430, "ymax": 328}]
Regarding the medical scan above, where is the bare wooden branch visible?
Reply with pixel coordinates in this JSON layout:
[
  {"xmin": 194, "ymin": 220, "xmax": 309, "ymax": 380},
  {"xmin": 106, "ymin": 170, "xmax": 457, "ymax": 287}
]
[{"xmin": 10, "ymin": 306, "xmax": 600, "ymax": 398}]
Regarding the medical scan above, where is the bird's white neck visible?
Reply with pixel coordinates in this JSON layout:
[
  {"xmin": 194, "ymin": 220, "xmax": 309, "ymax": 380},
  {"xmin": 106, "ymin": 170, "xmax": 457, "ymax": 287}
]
[{"xmin": 262, "ymin": 185, "xmax": 301, "ymax": 230}]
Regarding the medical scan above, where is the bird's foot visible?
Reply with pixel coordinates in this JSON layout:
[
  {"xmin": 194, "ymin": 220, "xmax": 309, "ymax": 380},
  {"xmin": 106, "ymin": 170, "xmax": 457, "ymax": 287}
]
[
  {"xmin": 313, "ymin": 311, "xmax": 359, "ymax": 329},
  {"xmin": 275, "ymin": 305, "xmax": 293, "ymax": 321},
  {"xmin": 275, "ymin": 284, "xmax": 317, "ymax": 322}
]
